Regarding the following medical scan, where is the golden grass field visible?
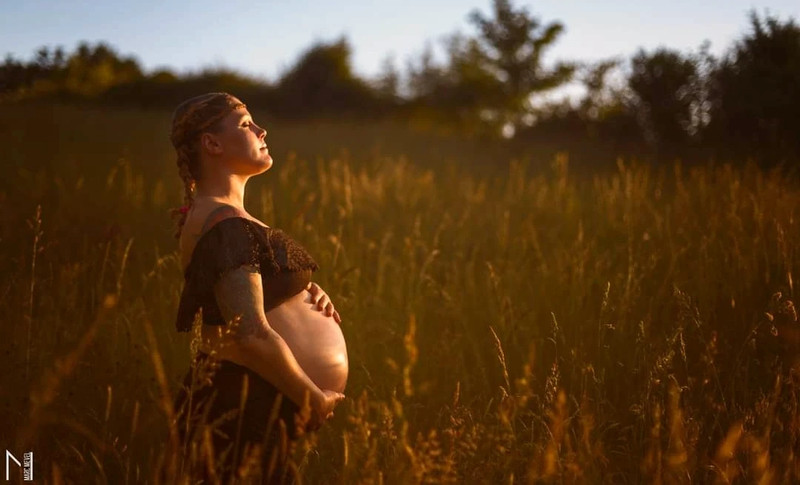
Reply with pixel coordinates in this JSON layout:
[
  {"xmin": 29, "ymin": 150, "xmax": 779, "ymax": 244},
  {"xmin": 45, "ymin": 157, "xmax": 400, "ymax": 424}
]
[{"xmin": 2, "ymin": 103, "xmax": 800, "ymax": 483}]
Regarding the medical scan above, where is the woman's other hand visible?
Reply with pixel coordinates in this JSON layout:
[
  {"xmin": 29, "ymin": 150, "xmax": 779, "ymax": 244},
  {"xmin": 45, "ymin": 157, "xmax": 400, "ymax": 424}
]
[
  {"xmin": 307, "ymin": 389, "xmax": 346, "ymax": 431},
  {"xmin": 306, "ymin": 282, "xmax": 342, "ymax": 325}
]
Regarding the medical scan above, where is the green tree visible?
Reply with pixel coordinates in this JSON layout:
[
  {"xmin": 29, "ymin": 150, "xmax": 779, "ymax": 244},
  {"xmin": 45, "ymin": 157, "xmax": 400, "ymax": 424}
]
[
  {"xmin": 627, "ymin": 47, "xmax": 702, "ymax": 154},
  {"xmin": 63, "ymin": 42, "xmax": 143, "ymax": 97},
  {"xmin": 466, "ymin": 0, "xmax": 575, "ymax": 135},
  {"xmin": 406, "ymin": 35, "xmax": 502, "ymax": 133},
  {"xmin": 275, "ymin": 36, "xmax": 378, "ymax": 118},
  {"xmin": 0, "ymin": 46, "xmax": 67, "ymax": 99},
  {"xmin": 577, "ymin": 59, "xmax": 620, "ymax": 119},
  {"xmin": 375, "ymin": 54, "xmax": 401, "ymax": 101},
  {"xmin": 406, "ymin": 0, "xmax": 574, "ymax": 136},
  {"xmin": 707, "ymin": 11, "xmax": 800, "ymax": 165}
]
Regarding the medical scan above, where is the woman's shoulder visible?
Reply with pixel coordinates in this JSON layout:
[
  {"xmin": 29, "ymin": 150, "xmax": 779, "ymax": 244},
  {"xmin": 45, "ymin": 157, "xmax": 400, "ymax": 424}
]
[
  {"xmin": 197, "ymin": 204, "xmax": 268, "ymax": 234},
  {"xmin": 181, "ymin": 204, "xmax": 268, "ymax": 275},
  {"xmin": 180, "ymin": 202, "xmax": 319, "ymax": 278}
]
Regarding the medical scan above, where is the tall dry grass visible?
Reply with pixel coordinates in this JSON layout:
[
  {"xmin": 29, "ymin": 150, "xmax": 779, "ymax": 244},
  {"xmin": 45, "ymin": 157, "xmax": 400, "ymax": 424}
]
[{"xmin": 1, "ymin": 103, "xmax": 799, "ymax": 483}]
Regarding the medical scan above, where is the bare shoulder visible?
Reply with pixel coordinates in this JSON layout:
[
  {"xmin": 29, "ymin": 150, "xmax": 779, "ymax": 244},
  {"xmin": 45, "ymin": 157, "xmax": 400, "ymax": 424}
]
[
  {"xmin": 179, "ymin": 204, "xmax": 252, "ymax": 271},
  {"xmin": 199, "ymin": 204, "xmax": 250, "ymax": 233}
]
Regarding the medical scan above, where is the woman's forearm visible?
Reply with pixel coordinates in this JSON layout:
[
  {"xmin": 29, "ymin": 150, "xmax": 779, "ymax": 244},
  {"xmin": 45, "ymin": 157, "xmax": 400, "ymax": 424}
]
[{"xmin": 234, "ymin": 328, "xmax": 323, "ymax": 408}]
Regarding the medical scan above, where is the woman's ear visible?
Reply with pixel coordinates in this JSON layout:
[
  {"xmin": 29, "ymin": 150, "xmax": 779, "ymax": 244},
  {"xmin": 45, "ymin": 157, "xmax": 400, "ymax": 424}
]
[{"xmin": 200, "ymin": 132, "xmax": 223, "ymax": 156}]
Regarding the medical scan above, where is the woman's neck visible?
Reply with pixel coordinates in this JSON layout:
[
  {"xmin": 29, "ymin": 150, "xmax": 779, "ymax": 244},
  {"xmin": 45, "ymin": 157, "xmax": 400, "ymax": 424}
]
[
  {"xmin": 194, "ymin": 174, "xmax": 248, "ymax": 208},
  {"xmin": 193, "ymin": 193, "xmax": 244, "ymax": 207}
]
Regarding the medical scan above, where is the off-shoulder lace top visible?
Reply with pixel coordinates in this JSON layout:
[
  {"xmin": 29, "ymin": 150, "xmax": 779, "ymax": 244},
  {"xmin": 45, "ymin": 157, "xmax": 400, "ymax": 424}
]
[{"xmin": 175, "ymin": 217, "xmax": 320, "ymax": 332}]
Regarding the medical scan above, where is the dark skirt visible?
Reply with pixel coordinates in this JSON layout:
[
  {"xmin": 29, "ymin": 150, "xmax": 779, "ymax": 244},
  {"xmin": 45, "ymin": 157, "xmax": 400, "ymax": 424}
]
[{"xmin": 172, "ymin": 351, "xmax": 303, "ymax": 484}]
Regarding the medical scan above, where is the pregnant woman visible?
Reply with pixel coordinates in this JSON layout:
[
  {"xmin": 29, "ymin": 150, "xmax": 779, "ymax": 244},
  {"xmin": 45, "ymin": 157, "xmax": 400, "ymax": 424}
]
[{"xmin": 169, "ymin": 92, "xmax": 348, "ymax": 484}]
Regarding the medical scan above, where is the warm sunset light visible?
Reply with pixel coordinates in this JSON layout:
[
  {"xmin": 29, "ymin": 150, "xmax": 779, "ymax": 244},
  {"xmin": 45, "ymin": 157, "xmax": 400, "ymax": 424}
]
[{"xmin": 2, "ymin": 1, "xmax": 799, "ymax": 482}]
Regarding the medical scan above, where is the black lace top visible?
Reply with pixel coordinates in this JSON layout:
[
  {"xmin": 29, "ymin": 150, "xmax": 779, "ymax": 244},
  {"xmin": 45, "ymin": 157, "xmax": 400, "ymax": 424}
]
[{"xmin": 175, "ymin": 217, "xmax": 320, "ymax": 332}]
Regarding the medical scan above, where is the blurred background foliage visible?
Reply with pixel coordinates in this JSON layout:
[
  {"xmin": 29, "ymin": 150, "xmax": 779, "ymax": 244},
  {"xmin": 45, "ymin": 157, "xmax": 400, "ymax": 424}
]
[
  {"xmin": 4, "ymin": 1, "xmax": 800, "ymax": 481},
  {"xmin": 2, "ymin": 1, "xmax": 799, "ymax": 170}
]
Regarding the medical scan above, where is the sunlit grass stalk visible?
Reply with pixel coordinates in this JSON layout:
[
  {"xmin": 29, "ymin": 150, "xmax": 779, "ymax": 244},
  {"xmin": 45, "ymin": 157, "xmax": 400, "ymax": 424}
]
[
  {"xmin": 18, "ymin": 292, "xmax": 118, "ymax": 451},
  {"xmin": 141, "ymin": 317, "xmax": 179, "ymax": 481},
  {"xmin": 25, "ymin": 204, "xmax": 42, "ymax": 381}
]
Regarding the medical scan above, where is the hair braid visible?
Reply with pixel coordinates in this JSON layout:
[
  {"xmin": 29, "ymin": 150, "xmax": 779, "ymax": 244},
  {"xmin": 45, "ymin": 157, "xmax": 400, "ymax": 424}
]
[
  {"xmin": 170, "ymin": 148, "xmax": 196, "ymax": 238},
  {"xmin": 168, "ymin": 92, "xmax": 246, "ymax": 239}
]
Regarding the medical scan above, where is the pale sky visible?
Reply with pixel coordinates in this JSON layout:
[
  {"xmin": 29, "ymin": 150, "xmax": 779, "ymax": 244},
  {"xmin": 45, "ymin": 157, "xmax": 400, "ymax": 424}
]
[{"xmin": 2, "ymin": 0, "xmax": 798, "ymax": 99}]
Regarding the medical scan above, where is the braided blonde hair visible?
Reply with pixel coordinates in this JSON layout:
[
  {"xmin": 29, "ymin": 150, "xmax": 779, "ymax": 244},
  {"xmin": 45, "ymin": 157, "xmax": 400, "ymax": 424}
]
[{"xmin": 169, "ymin": 92, "xmax": 246, "ymax": 239}]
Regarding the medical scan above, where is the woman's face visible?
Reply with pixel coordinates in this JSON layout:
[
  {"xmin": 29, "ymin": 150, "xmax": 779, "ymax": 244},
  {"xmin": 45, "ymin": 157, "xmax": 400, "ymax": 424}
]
[{"xmin": 207, "ymin": 103, "xmax": 272, "ymax": 175}]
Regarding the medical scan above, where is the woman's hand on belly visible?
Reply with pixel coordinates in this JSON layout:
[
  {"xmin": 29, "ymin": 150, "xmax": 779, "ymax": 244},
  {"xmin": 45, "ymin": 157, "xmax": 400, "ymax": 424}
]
[
  {"xmin": 305, "ymin": 282, "xmax": 342, "ymax": 325},
  {"xmin": 200, "ymin": 289, "xmax": 348, "ymax": 394},
  {"xmin": 266, "ymin": 289, "xmax": 349, "ymax": 394}
]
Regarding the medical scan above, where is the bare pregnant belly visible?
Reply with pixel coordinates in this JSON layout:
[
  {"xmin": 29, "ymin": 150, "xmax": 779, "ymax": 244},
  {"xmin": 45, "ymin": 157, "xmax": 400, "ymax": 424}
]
[{"xmin": 265, "ymin": 289, "xmax": 349, "ymax": 393}]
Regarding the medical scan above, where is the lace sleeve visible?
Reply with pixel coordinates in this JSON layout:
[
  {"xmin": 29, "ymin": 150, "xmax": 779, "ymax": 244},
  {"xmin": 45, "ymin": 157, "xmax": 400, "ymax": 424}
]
[
  {"xmin": 264, "ymin": 228, "xmax": 320, "ymax": 274},
  {"xmin": 175, "ymin": 218, "xmax": 265, "ymax": 332}
]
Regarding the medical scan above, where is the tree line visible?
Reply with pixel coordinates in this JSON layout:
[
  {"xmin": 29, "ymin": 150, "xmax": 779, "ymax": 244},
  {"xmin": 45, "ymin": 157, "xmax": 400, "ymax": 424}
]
[{"xmin": 2, "ymin": 0, "xmax": 798, "ymax": 167}]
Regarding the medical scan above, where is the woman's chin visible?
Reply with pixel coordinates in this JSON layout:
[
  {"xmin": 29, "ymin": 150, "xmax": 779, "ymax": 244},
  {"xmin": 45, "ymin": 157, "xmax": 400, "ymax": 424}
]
[{"xmin": 253, "ymin": 156, "xmax": 273, "ymax": 173}]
